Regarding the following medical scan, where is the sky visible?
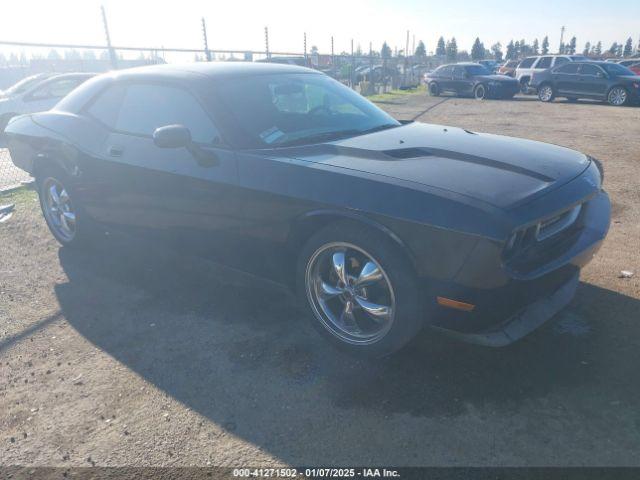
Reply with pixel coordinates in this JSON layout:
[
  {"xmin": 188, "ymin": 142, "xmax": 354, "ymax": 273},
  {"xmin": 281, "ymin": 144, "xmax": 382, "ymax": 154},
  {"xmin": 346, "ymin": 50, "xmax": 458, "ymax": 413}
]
[{"xmin": 0, "ymin": 0, "xmax": 638, "ymax": 58}]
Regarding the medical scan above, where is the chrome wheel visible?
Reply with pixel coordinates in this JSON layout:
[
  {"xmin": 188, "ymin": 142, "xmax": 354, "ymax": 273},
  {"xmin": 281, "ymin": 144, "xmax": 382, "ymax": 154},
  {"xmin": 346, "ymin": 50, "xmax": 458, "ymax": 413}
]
[
  {"xmin": 305, "ymin": 242, "xmax": 395, "ymax": 345},
  {"xmin": 539, "ymin": 85, "xmax": 554, "ymax": 102},
  {"xmin": 42, "ymin": 177, "xmax": 76, "ymax": 242},
  {"xmin": 608, "ymin": 87, "xmax": 627, "ymax": 106}
]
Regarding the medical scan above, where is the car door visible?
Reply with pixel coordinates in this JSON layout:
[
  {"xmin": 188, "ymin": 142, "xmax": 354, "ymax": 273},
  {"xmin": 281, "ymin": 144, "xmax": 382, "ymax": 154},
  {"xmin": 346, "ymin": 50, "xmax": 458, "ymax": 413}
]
[
  {"xmin": 576, "ymin": 64, "xmax": 609, "ymax": 98},
  {"xmin": 437, "ymin": 66, "xmax": 454, "ymax": 92},
  {"xmin": 80, "ymin": 81, "xmax": 243, "ymax": 263},
  {"xmin": 534, "ymin": 56, "xmax": 553, "ymax": 73},
  {"xmin": 554, "ymin": 63, "xmax": 581, "ymax": 94},
  {"xmin": 451, "ymin": 66, "xmax": 472, "ymax": 95}
]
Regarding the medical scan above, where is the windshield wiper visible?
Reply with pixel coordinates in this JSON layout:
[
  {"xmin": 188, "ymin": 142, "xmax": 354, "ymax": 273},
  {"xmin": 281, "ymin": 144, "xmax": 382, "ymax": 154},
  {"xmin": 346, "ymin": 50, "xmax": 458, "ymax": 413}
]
[{"xmin": 274, "ymin": 123, "xmax": 401, "ymax": 148}]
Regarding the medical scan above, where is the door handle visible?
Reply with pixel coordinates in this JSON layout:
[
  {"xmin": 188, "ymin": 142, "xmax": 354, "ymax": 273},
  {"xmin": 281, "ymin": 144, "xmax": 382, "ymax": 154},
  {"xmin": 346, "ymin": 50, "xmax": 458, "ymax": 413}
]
[{"xmin": 108, "ymin": 146, "xmax": 124, "ymax": 157}]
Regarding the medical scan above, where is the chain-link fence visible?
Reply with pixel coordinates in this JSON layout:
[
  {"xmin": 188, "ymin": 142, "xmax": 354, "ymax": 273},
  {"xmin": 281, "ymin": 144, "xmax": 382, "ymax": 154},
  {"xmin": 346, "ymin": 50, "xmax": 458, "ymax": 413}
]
[{"xmin": 0, "ymin": 147, "xmax": 30, "ymax": 191}]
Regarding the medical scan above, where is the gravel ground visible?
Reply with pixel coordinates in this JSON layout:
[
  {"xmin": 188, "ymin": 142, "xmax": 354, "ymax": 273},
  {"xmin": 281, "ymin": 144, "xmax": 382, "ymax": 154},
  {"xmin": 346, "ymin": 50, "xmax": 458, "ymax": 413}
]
[{"xmin": 1, "ymin": 93, "xmax": 639, "ymax": 467}]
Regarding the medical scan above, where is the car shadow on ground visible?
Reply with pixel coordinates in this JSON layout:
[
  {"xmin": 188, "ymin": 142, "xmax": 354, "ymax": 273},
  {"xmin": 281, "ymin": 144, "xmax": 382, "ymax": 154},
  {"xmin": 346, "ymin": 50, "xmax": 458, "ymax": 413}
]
[{"xmin": 53, "ymin": 234, "xmax": 640, "ymax": 462}]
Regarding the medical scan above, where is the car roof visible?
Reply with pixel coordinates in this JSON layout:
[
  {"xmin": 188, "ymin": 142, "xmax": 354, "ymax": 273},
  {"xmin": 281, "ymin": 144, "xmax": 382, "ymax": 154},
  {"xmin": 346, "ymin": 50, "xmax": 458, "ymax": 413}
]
[{"xmin": 110, "ymin": 62, "xmax": 318, "ymax": 82}]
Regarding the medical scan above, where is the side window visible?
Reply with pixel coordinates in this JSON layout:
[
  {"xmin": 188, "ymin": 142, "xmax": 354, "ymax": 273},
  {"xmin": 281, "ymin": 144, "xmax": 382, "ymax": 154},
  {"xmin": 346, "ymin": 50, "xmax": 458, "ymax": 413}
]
[
  {"xmin": 536, "ymin": 57, "xmax": 552, "ymax": 69},
  {"xmin": 440, "ymin": 66, "xmax": 453, "ymax": 77},
  {"xmin": 556, "ymin": 63, "xmax": 580, "ymax": 74},
  {"xmin": 554, "ymin": 57, "xmax": 570, "ymax": 67},
  {"xmin": 452, "ymin": 66, "xmax": 466, "ymax": 79},
  {"xmin": 519, "ymin": 57, "xmax": 536, "ymax": 68},
  {"xmin": 29, "ymin": 78, "xmax": 82, "ymax": 101},
  {"xmin": 86, "ymin": 84, "xmax": 126, "ymax": 128},
  {"xmin": 580, "ymin": 64, "xmax": 601, "ymax": 76},
  {"xmin": 115, "ymin": 84, "xmax": 220, "ymax": 145}
]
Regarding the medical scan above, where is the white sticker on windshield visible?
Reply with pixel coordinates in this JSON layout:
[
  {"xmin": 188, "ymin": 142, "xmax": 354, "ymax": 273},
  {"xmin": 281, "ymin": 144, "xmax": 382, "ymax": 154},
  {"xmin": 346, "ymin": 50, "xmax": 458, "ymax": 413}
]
[{"xmin": 259, "ymin": 126, "xmax": 285, "ymax": 144}]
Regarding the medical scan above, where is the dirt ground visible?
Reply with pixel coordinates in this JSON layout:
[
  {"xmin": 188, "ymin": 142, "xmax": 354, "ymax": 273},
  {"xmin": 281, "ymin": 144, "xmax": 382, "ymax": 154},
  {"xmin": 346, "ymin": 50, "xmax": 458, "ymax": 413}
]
[{"xmin": 1, "ymin": 94, "xmax": 639, "ymax": 467}]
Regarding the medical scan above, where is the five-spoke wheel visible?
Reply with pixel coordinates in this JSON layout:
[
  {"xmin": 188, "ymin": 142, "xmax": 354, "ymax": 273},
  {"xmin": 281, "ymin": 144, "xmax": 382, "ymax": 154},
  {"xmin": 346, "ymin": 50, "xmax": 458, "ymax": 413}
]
[
  {"xmin": 41, "ymin": 177, "xmax": 76, "ymax": 243},
  {"xmin": 305, "ymin": 242, "xmax": 395, "ymax": 345}
]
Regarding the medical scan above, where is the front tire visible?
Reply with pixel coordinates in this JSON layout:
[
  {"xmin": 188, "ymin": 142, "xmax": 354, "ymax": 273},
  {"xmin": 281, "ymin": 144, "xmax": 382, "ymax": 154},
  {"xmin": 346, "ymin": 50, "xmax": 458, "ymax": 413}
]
[
  {"xmin": 37, "ymin": 168, "xmax": 99, "ymax": 248},
  {"xmin": 537, "ymin": 84, "xmax": 555, "ymax": 102},
  {"xmin": 297, "ymin": 221, "xmax": 423, "ymax": 358},
  {"xmin": 428, "ymin": 82, "xmax": 440, "ymax": 97},
  {"xmin": 607, "ymin": 86, "xmax": 628, "ymax": 106}
]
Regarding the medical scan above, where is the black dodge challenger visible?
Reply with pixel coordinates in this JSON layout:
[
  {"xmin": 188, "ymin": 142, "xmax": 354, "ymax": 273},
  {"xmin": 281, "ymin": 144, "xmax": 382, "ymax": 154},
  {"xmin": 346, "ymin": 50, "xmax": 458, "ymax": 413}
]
[{"xmin": 4, "ymin": 63, "xmax": 611, "ymax": 357}]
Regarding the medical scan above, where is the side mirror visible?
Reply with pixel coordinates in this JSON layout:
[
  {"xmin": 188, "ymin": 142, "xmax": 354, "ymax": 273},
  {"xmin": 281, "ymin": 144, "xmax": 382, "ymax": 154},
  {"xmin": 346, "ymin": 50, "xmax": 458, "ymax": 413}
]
[
  {"xmin": 153, "ymin": 124, "xmax": 192, "ymax": 148},
  {"xmin": 596, "ymin": 71, "xmax": 606, "ymax": 79}
]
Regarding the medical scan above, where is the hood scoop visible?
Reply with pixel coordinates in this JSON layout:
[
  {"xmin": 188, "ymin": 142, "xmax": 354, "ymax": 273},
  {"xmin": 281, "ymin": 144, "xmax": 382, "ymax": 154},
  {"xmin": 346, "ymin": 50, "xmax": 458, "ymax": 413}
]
[{"xmin": 382, "ymin": 147, "xmax": 434, "ymax": 159}]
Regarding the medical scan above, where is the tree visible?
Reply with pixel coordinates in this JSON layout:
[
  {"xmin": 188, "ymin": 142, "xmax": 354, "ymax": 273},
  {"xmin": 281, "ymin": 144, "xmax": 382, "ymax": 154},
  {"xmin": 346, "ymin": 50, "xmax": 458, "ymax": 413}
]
[
  {"xmin": 594, "ymin": 41, "xmax": 602, "ymax": 56},
  {"xmin": 445, "ymin": 37, "xmax": 458, "ymax": 61},
  {"xmin": 532, "ymin": 38, "xmax": 539, "ymax": 55},
  {"xmin": 567, "ymin": 36, "xmax": 577, "ymax": 55},
  {"xmin": 623, "ymin": 37, "xmax": 633, "ymax": 57},
  {"xmin": 415, "ymin": 40, "xmax": 426, "ymax": 57},
  {"xmin": 541, "ymin": 36, "xmax": 549, "ymax": 54},
  {"xmin": 608, "ymin": 42, "xmax": 619, "ymax": 55},
  {"xmin": 436, "ymin": 36, "xmax": 446, "ymax": 57},
  {"xmin": 519, "ymin": 39, "xmax": 530, "ymax": 57},
  {"xmin": 47, "ymin": 49, "xmax": 61, "ymax": 60},
  {"xmin": 583, "ymin": 42, "xmax": 591, "ymax": 56},
  {"xmin": 491, "ymin": 42, "xmax": 503, "ymax": 61},
  {"xmin": 381, "ymin": 42, "xmax": 392, "ymax": 58},
  {"xmin": 514, "ymin": 40, "xmax": 520, "ymax": 58},
  {"xmin": 471, "ymin": 37, "xmax": 485, "ymax": 60},
  {"xmin": 506, "ymin": 40, "xmax": 516, "ymax": 60}
]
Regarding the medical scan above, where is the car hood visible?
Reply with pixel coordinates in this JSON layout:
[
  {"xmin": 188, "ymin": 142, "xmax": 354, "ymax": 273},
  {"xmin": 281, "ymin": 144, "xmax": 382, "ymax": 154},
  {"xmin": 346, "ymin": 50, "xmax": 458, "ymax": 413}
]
[{"xmin": 281, "ymin": 122, "xmax": 591, "ymax": 210}]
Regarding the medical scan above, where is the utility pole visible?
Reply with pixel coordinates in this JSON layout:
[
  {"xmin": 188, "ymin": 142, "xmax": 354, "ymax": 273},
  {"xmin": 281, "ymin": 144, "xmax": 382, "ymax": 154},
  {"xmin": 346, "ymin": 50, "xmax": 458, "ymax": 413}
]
[
  {"xmin": 559, "ymin": 25, "xmax": 566, "ymax": 54},
  {"xmin": 201, "ymin": 18, "xmax": 211, "ymax": 61},
  {"xmin": 101, "ymin": 5, "xmax": 117, "ymax": 69},
  {"xmin": 264, "ymin": 26, "xmax": 270, "ymax": 59},
  {"xmin": 304, "ymin": 32, "xmax": 307, "ymax": 66},
  {"xmin": 350, "ymin": 38, "xmax": 354, "ymax": 88},
  {"xmin": 405, "ymin": 30, "xmax": 410, "ymax": 86}
]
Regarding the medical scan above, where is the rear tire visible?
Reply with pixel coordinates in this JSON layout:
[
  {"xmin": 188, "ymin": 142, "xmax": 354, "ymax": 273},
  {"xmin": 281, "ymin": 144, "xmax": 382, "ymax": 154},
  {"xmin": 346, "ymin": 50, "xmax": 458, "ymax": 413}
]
[
  {"xmin": 428, "ymin": 82, "xmax": 440, "ymax": 97},
  {"xmin": 474, "ymin": 84, "xmax": 487, "ymax": 100},
  {"xmin": 37, "ymin": 166, "xmax": 101, "ymax": 248},
  {"xmin": 537, "ymin": 84, "xmax": 555, "ymax": 102},
  {"xmin": 297, "ymin": 221, "xmax": 423, "ymax": 358}
]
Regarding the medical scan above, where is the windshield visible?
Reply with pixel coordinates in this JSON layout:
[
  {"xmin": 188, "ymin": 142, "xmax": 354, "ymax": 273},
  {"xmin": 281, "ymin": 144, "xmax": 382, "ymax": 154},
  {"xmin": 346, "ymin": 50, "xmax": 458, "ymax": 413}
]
[
  {"xmin": 212, "ymin": 73, "xmax": 400, "ymax": 148},
  {"xmin": 601, "ymin": 63, "xmax": 635, "ymax": 76},
  {"xmin": 465, "ymin": 65, "xmax": 491, "ymax": 76},
  {"xmin": 2, "ymin": 74, "xmax": 52, "ymax": 97}
]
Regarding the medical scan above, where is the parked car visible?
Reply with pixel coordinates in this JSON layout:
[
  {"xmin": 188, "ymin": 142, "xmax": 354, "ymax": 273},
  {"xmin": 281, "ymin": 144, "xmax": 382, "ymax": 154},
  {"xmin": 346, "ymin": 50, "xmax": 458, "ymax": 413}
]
[
  {"xmin": 515, "ymin": 55, "xmax": 589, "ymax": 93},
  {"xmin": 628, "ymin": 63, "xmax": 640, "ymax": 75},
  {"xmin": 5, "ymin": 63, "xmax": 610, "ymax": 357},
  {"xmin": 0, "ymin": 72, "xmax": 56, "ymax": 98},
  {"xmin": 355, "ymin": 65, "xmax": 398, "ymax": 83},
  {"xmin": 531, "ymin": 61, "xmax": 640, "ymax": 106},
  {"xmin": 479, "ymin": 60, "xmax": 500, "ymax": 73},
  {"xmin": 425, "ymin": 63, "xmax": 520, "ymax": 99},
  {"xmin": 498, "ymin": 60, "xmax": 519, "ymax": 77},
  {"xmin": 0, "ymin": 72, "xmax": 95, "ymax": 133}
]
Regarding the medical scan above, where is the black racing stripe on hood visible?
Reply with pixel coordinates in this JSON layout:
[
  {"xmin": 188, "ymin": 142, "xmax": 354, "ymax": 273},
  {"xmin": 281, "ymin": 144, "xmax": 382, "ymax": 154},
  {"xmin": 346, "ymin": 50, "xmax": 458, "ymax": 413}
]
[{"xmin": 273, "ymin": 144, "xmax": 555, "ymax": 183}]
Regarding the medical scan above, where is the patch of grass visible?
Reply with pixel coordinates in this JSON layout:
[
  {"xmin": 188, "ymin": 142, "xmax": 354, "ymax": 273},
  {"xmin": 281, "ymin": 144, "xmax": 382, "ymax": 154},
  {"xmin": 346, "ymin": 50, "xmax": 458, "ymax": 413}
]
[
  {"xmin": 368, "ymin": 84, "xmax": 426, "ymax": 103},
  {"xmin": 0, "ymin": 186, "xmax": 37, "ymax": 207}
]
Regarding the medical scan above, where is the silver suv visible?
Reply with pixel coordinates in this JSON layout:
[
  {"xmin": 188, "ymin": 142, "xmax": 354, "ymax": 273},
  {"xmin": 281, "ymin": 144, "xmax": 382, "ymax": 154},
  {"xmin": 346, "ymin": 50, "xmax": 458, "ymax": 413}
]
[{"xmin": 515, "ymin": 55, "xmax": 589, "ymax": 93}]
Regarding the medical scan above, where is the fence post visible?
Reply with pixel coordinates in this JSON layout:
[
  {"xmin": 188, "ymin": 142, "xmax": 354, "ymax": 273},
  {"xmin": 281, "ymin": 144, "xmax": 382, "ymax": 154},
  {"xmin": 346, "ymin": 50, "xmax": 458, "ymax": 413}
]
[
  {"xmin": 264, "ymin": 27, "xmax": 270, "ymax": 59},
  {"xmin": 101, "ymin": 5, "xmax": 118, "ymax": 69},
  {"xmin": 202, "ymin": 18, "xmax": 211, "ymax": 61}
]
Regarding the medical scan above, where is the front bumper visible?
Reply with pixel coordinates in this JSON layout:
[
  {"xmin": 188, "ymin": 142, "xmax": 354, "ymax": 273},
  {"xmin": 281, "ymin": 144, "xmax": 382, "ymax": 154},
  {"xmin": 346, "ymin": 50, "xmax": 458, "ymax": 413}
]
[
  {"xmin": 426, "ymin": 189, "xmax": 611, "ymax": 346},
  {"xmin": 487, "ymin": 82, "xmax": 520, "ymax": 98},
  {"xmin": 432, "ymin": 270, "xmax": 579, "ymax": 346}
]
